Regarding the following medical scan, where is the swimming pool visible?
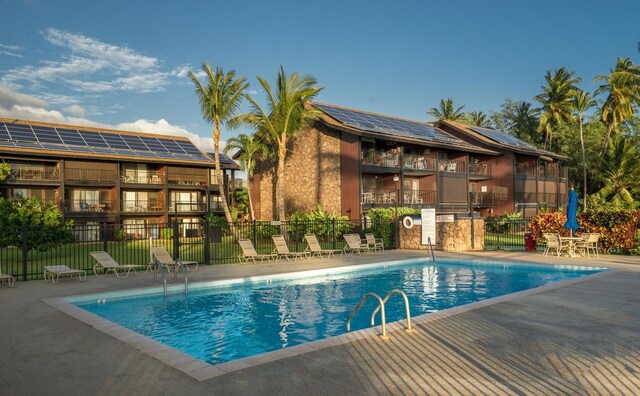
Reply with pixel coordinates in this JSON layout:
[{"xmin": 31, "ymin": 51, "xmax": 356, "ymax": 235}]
[{"xmin": 69, "ymin": 258, "xmax": 604, "ymax": 366}]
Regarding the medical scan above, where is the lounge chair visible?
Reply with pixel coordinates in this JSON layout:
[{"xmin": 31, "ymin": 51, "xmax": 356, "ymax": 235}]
[
  {"xmin": 575, "ymin": 233, "xmax": 600, "ymax": 258},
  {"xmin": 90, "ymin": 251, "xmax": 148, "ymax": 278},
  {"xmin": 0, "ymin": 262, "xmax": 15, "ymax": 288},
  {"xmin": 304, "ymin": 234, "xmax": 343, "ymax": 258},
  {"xmin": 272, "ymin": 235, "xmax": 311, "ymax": 261},
  {"xmin": 365, "ymin": 233, "xmax": 384, "ymax": 252},
  {"xmin": 238, "ymin": 239, "xmax": 278, "ymax": 263},
  {"xmin": 44, "ymin": 265, "xmax": 86, "ymax": 284},
  {"xmin": 150, "ymin": 246, "xmax": 199, "ymax": 273},
  {"xmin": 343, "ymin": 234, "xmax": 373, "ymax": 255}
]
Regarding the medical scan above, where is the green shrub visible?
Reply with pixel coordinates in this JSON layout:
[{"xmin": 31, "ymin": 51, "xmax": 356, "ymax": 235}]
[
  {"xmin": 486, "ymin": 212, "xmax": 523, "ymax": 234},
  {"xmin": 287, "ymin": 205, "xmax": 354, "ymax": 242},
  {"xmin": 367, "ymin": 207, "xmax": 419, "ymax": 248},
  {"xmin": 160, "ymin": 227, "xmax": 173, "ymax": 239}
]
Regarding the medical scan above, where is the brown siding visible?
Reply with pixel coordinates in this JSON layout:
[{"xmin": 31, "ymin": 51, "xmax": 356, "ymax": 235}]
[
  {"xmin": 439, "ymin": 175, "xmax": 467, "ymax": 203},
  {"xmin": 484, "ymin": 152, "xmax": 514, "ymax": 214},
  {"xmin": 340, "ymin": 132, "xmax": 360, "ymax": 220}
]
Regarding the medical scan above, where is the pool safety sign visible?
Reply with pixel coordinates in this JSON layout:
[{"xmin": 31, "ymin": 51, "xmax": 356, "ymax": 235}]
[{"xmin": 421, "ymin": 208, "xmax": 436, "ymax": 245}]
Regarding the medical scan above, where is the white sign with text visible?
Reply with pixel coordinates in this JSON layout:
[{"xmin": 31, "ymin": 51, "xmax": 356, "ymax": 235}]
[{"xmin": 421, "ymin": 208, "xmax": 436, "ymax": 245}]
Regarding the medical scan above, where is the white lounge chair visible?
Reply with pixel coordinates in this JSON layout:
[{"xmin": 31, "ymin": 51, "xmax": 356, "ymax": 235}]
[
  {"xmin": 90, "ymin": 251, "xmax": 148, "ymax": 278},
  {"xmin": 238, "ymin": 239, "xmax": 278, "ymax": 263},
  {"xmin": 365, "ymin": 233, "xmax": 384, "ymax": 252},
  {"xmin": 0, "ymin": 262, "xmax": 15, "ymax": 288},
  {"xmin": 44, "ymin": 265, "xmax": 86, "ymax": 285},
  {"xmin": 343, "ymin": 234, "xmax": 373, "ymax": 255},
  {"xmin": 151, "ymin": 246, "xmax": 199, "ymax": 273},
  {"xmin": 272, "ymin": 235, "xmax": 311, "ymax": 261},
  {"xmin": 304, "ymin": 234, "xmax": 343, "ymax": 258}
]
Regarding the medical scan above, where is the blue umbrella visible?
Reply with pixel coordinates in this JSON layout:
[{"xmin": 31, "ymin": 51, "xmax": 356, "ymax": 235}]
[{"xmin": 564, "ymin": 189, "xmax": 579, "ymax": 236}]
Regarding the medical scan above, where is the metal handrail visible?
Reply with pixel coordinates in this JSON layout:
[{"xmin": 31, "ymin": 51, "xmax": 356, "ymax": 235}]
[
  {"xmin": 370, "ymin": 289, "xmax": 413, "ymax": 333},
  {"xmin": 427, "ymin": 237, "xmax": 435, "ymax": 263},
  {"xmin": 346, "ymin": 292, "xmax": 388, "ymax": 339}
]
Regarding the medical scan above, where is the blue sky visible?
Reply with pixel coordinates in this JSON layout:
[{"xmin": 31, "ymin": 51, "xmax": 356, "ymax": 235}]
[{"xmin": 0, "ymin": 0, "xmax": 638, "ymax": 150}]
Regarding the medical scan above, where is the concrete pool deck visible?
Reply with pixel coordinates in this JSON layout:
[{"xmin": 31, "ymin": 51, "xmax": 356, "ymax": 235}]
[{"xmin": 1, "ymin": 250, "xmax": 639, "ymax": 395}]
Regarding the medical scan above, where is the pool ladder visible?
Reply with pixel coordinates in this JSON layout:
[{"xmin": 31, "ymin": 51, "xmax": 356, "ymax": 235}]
[
  {"xmin": 160, "ymin": 263, "xmax": 189, "ymax": 297},
  {"xmin": 427, "ymin": 236, "xmax": 436, "ymax": 263},
  {"xmin": 346, "ymin": 289, "xmax": 413, "ymax": 339}
]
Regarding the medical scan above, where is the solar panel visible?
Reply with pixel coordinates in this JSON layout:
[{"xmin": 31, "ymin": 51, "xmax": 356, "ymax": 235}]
[
  {"xmin": 313, "ymin": 103, "xmax": 473, "ymax": 147},
  {"xmin": 469, "ymin": 126, "xmax": 538, "ymax": 150},
  {"xmin": 0, "ymin": 121, "xmax": 217, "ymax": 164}
]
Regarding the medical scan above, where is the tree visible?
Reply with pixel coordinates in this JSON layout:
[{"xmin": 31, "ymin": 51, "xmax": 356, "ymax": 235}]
[
  {"xmin": 573, "ymin": 90, "xmax": 597, "ymax": 210},
  {"xmin": 224, "ymin": 133, "xmax": 265, "ymax": 221},
  {"xmin": 593, "ymin": 58, "xmax": 640, "ymax": 154},
  {"xmin": 0, "ymin": 198, "xmax": 74, "ymax": 251},
  {"xmin": 189, "ymin": 64, "xmax": 249, "ymax": 224},
  {"xmin": 427, "ymin": 98, "xmax": 465, "ymax": 121},
  {"xmin": 0, "ymin": 162, "xmax": 10, "ymax": 182},
  {"xmin": 242, "ymin": 67, "xmax": 323, "ymax": 221},
  {"xmin": 490, "ymin": 99, "xmax": 540, "ymax": 143},
  {"xmin": 466, "ymin": 111, "xmax": 491, "ymax": 127},
  {"xmin": 591, "ymin": 136, "xmax": 640, "ymax": 208},
  {"xmin": 534, "ymin": 67, "xmax": 581, "ymax": 148}
]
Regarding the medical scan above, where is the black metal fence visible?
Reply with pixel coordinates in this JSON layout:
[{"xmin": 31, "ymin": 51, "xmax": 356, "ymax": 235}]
[
  {"xmin": 0, "ymin": 219, "xmax": 394, "ymax": 281},
  {"xmin": 483, "ymin": 217, "xmax": 539, "ymax": 251}
]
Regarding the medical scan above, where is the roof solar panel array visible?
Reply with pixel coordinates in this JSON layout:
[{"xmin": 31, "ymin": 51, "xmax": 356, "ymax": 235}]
[
  {"xmin": 468, "ymin": 126, "xmax": 539, "ymax": 150},
  {"xmin": 0, "ymin": 122, "xmax": 212, "ymax": 163},
  {"xmin": 313, "ymin": 103, "xmax": 477, "ymax": 148}
]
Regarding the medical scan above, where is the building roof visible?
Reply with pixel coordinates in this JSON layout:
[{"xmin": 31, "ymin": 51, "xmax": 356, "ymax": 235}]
[
  {"xmin": 311, "ymin": 102, "xmax": 500, "ymax": 155},
  {"xmin": 436, "ymin": 120, "xmax": 568, "ymax": 160},
  {"xmin": 204, "ymin": 152, "xmax": 241, "ymax": 170},
  {"xmin": 0, "ymin": 118, "xmax": 239, "ymax": 168}
]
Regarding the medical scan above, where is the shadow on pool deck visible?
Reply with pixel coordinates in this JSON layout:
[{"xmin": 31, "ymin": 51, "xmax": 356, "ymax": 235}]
[{"xmin": 1, "ymin": 250, "xmax": 639, "ymax": 395}]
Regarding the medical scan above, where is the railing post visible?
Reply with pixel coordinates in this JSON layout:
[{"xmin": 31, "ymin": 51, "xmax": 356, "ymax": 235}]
[
  {"xmin": 102, "ymin": 222, "xmax": 108, "ymax": 252},
  {"xmin": 22, "ymin": 224, "xmax": 28, "ymax": 281},
  {"xmin": 332, "ymin": 218, "xmax": 336, "ymax": 250},
  {"xmin": 252, "ymin": 220, "xmax": 257, "ymax": 247},
  {"xmin": 203, "ymin": 219, "xmax": 211, "ymax": 265},
  {"xmin": 173, "ymin": 220, "xmax": 180, "ymax": 259}
]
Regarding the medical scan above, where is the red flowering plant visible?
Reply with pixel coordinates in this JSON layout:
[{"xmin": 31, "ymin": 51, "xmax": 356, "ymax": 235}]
[{"xmin": 528, "ymin": 212, "xmax": 569, "ymax": 243}]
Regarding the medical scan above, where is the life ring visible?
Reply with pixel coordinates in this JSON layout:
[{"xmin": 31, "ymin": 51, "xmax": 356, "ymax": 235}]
[{"xmin": 402, "ymin": 216, "xmax": 414, "ymax": 229}]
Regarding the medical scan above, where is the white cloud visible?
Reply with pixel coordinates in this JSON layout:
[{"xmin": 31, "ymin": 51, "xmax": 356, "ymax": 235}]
[
  {"xmin": 0, "ymin": 43, "xmax": 23, "ymax": 58},
  {"xmin": 0, "ymin": 50, "xmax": 23, "ymax": 58},
  {"xmin": 0, "ymin": 43, "xmax": 23, "ymax": 51},
  {"xmin": 0, "ymin": 85, "xmax": 214, "ymax": 152}
]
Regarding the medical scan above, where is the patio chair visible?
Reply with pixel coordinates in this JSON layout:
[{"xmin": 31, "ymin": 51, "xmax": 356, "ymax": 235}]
[
  {"xmin": 543, "ymin": 233, "xmax": 568, "ymax": 257},
  {"xmin": 575, "ymin": 233, "xmax": 600, "ymax": 258},
  {"xmin": 0, "ymin": 262, "xmax": 15, "ymax": 288},
  {"xmin": 343, "ymin": 234, "xmax": 373, "ymax": 255},
  {"xmin": 44, "ymin": 265, "xmax": 86, "ymax": 285},
  {"xmin": 238, "ymin": 239, "xmax": 278, "ymax": 263},
  {"xmin": 151, "ymin": 246, "xmax": 199, "ymax": 273},
  {"xmin": 304, "ymin": 234, "xmax": 343, "ymax": 258},
  {"xmin": 90, "ymin": 251, "xmax": 148, "ymax": 278},
  {"xmin": 272, "ymin": 235, "xmax": 311, "ymax": 261},
  {"xmin": 365, "ymin": 233, "xmax": 384, "ymax": 252}
]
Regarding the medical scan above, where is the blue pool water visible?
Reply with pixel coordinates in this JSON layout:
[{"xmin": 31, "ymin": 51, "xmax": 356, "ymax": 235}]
[{"xmin": 72, "ymin": 258, "xmax": 603, "ymax": 365}]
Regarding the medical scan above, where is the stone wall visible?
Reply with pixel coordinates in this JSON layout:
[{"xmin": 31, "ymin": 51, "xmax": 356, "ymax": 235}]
[
  {"xmin": 255, "ymin": 124, "xmax": 342, "ymax": 219},
  {"xmin": 399, "ymin": 219, "xmax": 484, "ymax": 252}
]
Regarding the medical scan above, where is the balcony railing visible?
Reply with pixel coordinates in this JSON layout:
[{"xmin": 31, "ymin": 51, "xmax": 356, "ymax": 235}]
[
  {"xmin": 168, "ymin": 202, "xmax": 206, "ymax": 212},
  {"xmin": 515, "ymin": 162, "xmax": 536, "ymax": 177},
  {"xmin": 122, "ymin": 200, "xmax": 164, "ymax": 212},
  {"xmin": 121, "ymin": 172, "xmax": 164, "ymax": 184},
  {"xmin": 233, "ymin": 179, "xmax": 245, "ymax": 189},
  {"xmin": 362, "ymin": 189, "xmax": 399, "ymax": 204},
  {"xmin": 470, "ymin": 192, "xmax": 495, "ymax": 206},
  {"xmin": 438, "ymin": 159, "xmax": 466, "ymax": 174},
  {"xmin": 8, "ymin": 197, "xmax": 60, "ymax": 208},
  {"xmin": 403, "ymin": 155, "xmax": 435, "ymax": 171},
  {"xmin": 8, "ymin": 164, "xmax": 59, "ymax": 181},
  {"xmin": 361, "ymin": 150, "xmax": 400, "ymax": 167},
  {"xmin": 402, "ymin": 190, "xmax": 436, "ymax": 205},
  {"xmin": 65, "ymin": 199, "xmax": 115, "ymax": 213},
  {"xmin": 65, "ymin": 169, "xmax": 117, "ymax": 183},
  {"xmin": 515, "ymin": 192, "xmax": 537, "ymax": 204},
  {"xmin": 209, "ymin": 201, "xmax": 224, "ymax": 211},
  {"xmin": 469, "ymin": 163, "xmax": 492, "ymax": 177},
  {"xmin": 167, "ymin": 175, "xmax": 206, "ymax": 186},
  {"xmin": 537, "ymin": 193, "xmax": 558, "ymax": 204}
]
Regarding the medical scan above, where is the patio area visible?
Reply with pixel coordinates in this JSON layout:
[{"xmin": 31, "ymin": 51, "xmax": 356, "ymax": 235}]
[{"xmin": 1, "ymin": 250, "xmax": 639, "ymax": 395}]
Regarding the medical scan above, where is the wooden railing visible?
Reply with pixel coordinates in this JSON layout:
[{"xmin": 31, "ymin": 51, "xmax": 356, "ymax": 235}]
[{"xmin": 65, "ymin": 169, "xmax": 117, "ymax": 183}]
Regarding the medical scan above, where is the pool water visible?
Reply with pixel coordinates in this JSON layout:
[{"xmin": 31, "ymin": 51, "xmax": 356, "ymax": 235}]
[{"xmin": 73, "ymin": 259, "xmax": 603, "ymax": 365}]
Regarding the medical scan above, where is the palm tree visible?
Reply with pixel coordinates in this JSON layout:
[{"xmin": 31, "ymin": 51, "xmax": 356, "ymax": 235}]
[
  {"xmin": 242, "ymin": 67, "xmax": 323, "ymax": 221},
  {"xmin": 572, "ymin": 90, "xmax": 597, "ymax": 211},
  {"xmin": 224, "ymin": 133, "xmax": 265, "ymax": 221},
  {"xmin": 592, "ymin": 136, "xmax": 640, "ymax": 207},
  {"xmin": 427, "ymin": 98, "xmax": 465, "ymax": 121},
  {"xmin": 534, "ymin": 67, "xmax": 582, "ymax": 148},
  {"xmin": 510, "ymin": 101, "xmax": 540, "ymax": 143},
  {"xmin": 189, "ymin": 64, "xmax": 249, "ymax": 224},
  {"xmin": 467, "ymin": 111, "xmax": 491, "ymax": 127},
  {"xmin": 593, "ymin": 58, "xmax": 640, "ymax": 154}
]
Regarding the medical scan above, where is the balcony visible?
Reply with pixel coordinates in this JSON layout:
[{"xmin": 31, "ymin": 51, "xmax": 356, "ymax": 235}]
[
  {"xmin": 470, "ymin": 192, "xmax": 495, "ymax": 207},
  {"xmin": 167, "ymin": 175, "xmax": 207, "ymax": 186},
  {"xmin": 168, "ymin": 202, "xmax": 206, "ymax": 212},
  {"xmin": 362, "ymin": 189, "xmax": 399, "ymax": 204},
  {"xmin": 361, "ymin": 150, "xmax": 400, "ymax": 168},
  {"xmin": 403, "ymin": 155, "xmax": 435, "ymax": 171},
  {"xmin": 66, "ymin": 169, "xmax": 117, "ymax": 183},
  {"xmin": 403, "ymin": 190, "xmax": 436, "ymax": 205},
  {"xmin": 438, "ymin": 159, "xmax": 467, "ymax": 174},
  {"xmin": 537, "ymin": 193, "xmax": 558, "ymax": 205},
  {"xmin": 469, "ymin": 163, "xmax": 492, "ymax": 178},
  {"xmin": 65, "ymin": 199, "xmax": 115, "ymax": 213},
  {"xmin": 122, "ymin": 200, "xmax": 164, "ymax": 212},
  {"xmin": 362, "ymin": 189, "xmax": 436, "ymax": 205},
  {"xmin": 558, "ymin": 167, "xmax": 568, "ymax": 179},
  {"xmin": 121, "ymin": 172, "xmax": 164, "ymax": 185},
  {"xmin": 515, "ymin": 162, "xmax": 536, "ymax": 177},
  {"xmin": 7, "ymin": 164, "xmax": 59, "ymax": 182},
  {"xmin": 515, "ymin": 192, "xmax": 537, "ymax": 204}
]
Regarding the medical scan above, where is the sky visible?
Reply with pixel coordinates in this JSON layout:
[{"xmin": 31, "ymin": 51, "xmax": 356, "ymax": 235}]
[{"xmin": 0, "ymin": 0, "xmax": 639, "ymax": 152}]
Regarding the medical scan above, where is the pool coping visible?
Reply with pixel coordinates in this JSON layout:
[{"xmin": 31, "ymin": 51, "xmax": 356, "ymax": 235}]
[{"xmin": 42, "ymin": 261, "xmax": 619, "ymax": 382}]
